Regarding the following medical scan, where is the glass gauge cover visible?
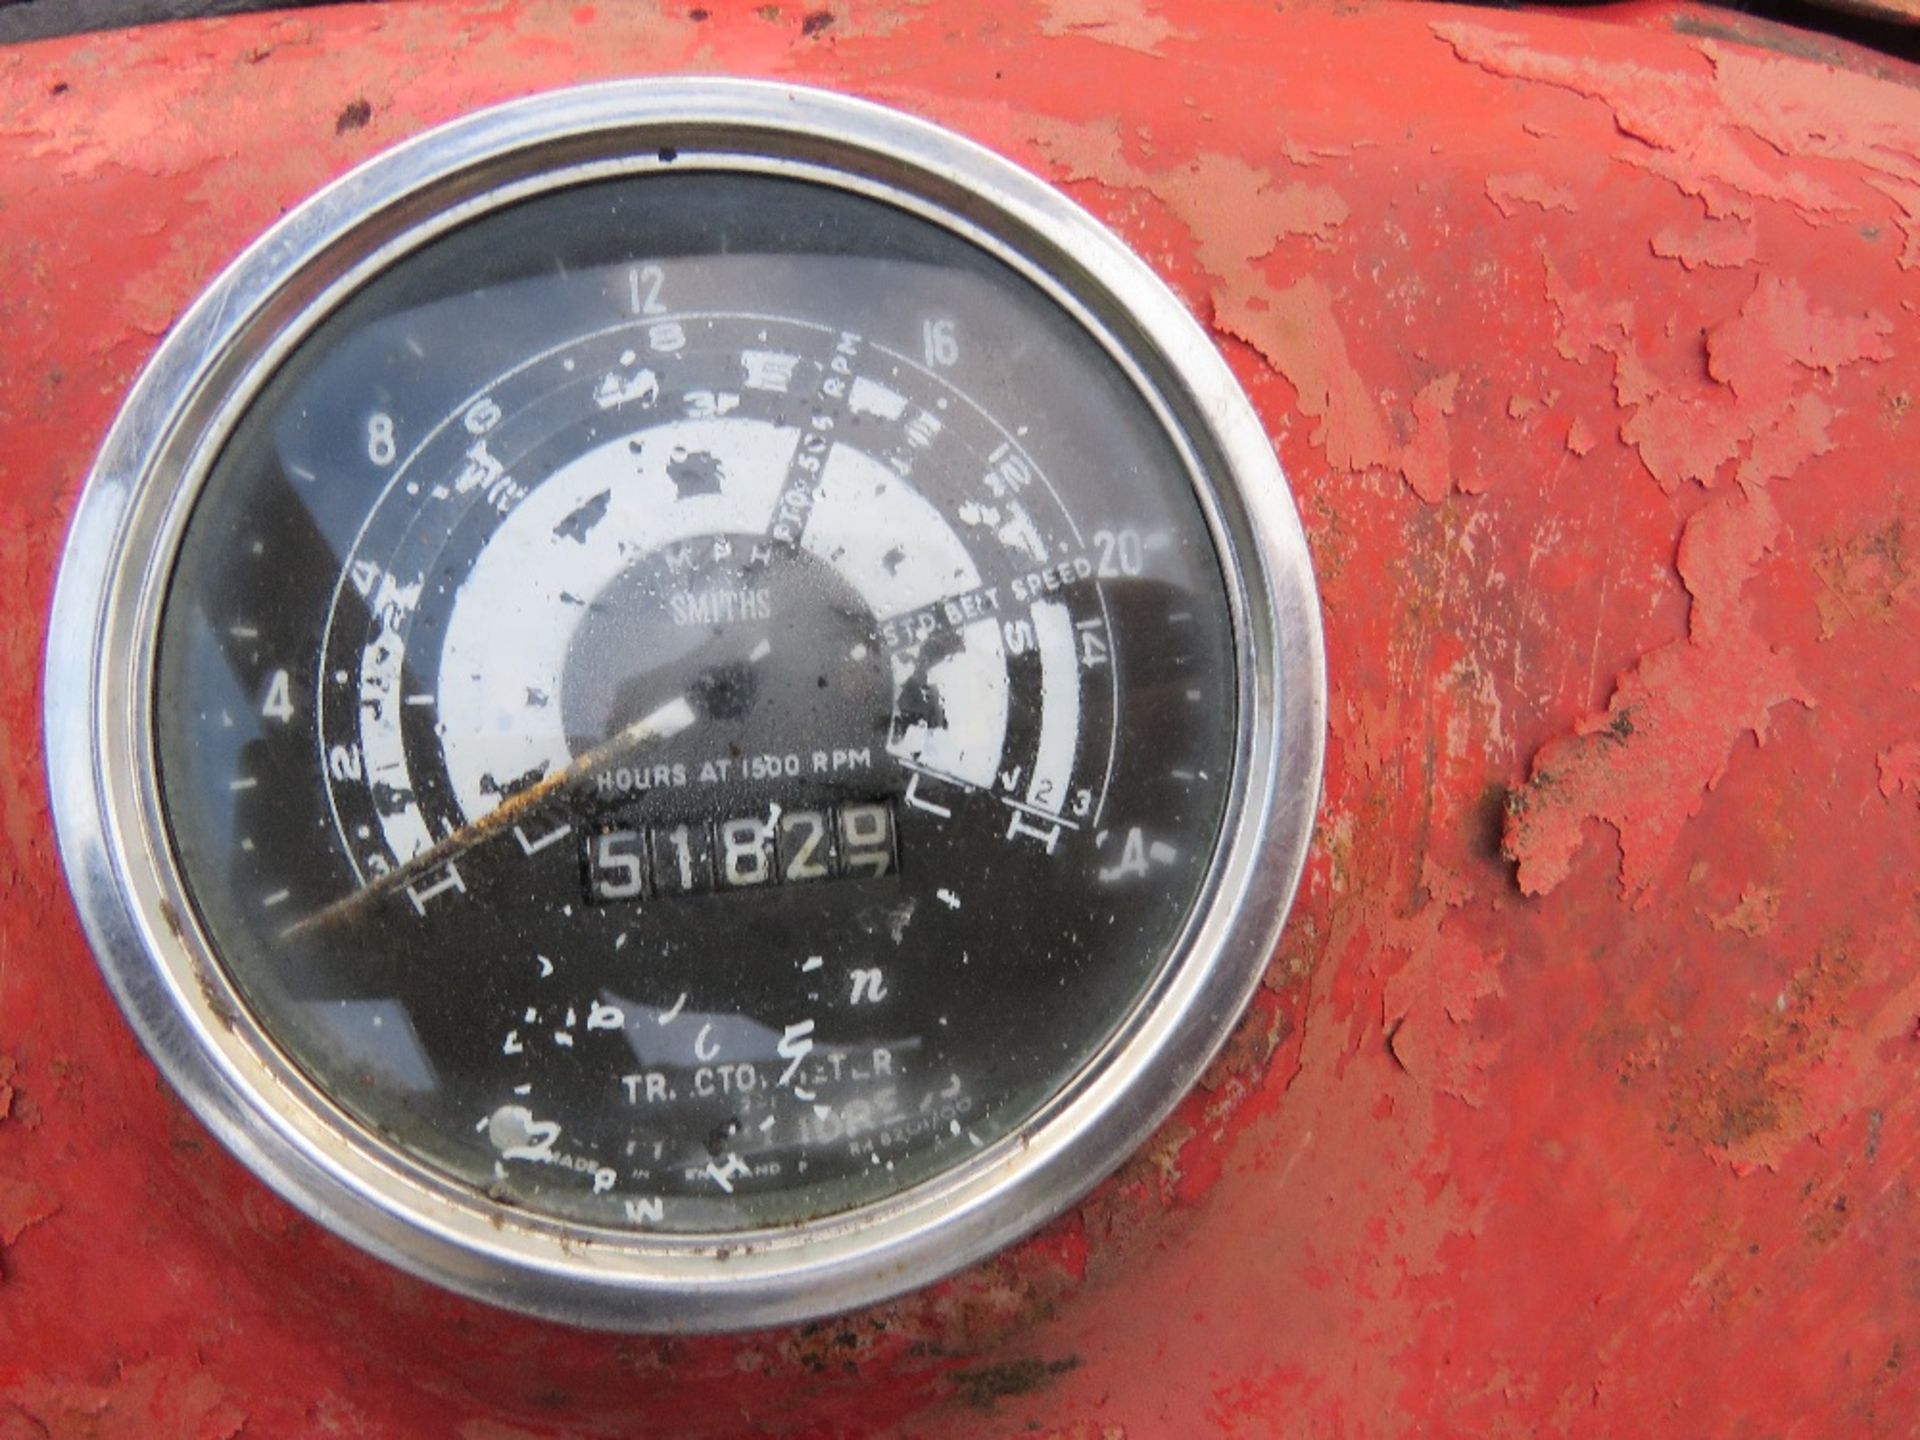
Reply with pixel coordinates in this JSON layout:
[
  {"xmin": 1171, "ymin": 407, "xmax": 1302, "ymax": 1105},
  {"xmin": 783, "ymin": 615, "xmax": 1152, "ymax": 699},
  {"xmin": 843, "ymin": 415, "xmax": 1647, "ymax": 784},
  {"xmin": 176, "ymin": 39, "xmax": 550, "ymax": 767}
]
[{"xmin": 45, "ymin": 81, "xmax": 1325, "ymax": 1332}]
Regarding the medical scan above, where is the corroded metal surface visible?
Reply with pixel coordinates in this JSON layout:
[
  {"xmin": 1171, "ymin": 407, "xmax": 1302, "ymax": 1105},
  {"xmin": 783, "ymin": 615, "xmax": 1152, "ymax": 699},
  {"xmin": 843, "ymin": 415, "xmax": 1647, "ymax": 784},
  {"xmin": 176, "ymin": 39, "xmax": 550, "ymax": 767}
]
[{"xmin": 0, "ymin": 1, "xmax": 1915, "ymax": 1434}]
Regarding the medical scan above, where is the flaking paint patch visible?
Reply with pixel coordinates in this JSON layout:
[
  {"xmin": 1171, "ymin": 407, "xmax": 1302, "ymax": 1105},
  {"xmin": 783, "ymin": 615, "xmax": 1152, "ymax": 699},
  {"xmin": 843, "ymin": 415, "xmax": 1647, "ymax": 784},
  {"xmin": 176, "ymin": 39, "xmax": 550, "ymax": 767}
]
[
  {"xmin": 1435, "ymin": 20, "xmax": 1855, "ymax": 223},
  {"xmin": 1383, "ymin": 929, "xmax": 1506, "ymax": 1107},
  {"xmin": 1544, "ymin": 262, "xmax": 1891, "ymax": 494},
  {"xmin": 0, "ymin": 1173, "xmax": 57, "ymax": 1245},
  {"xmin": 1232, "ymin": 276, "xmax": 1397, "ymax": 475},
  {"xmin": 1401, "ymin": 373, "xmax": 1462, "ymax": 505},
  {"xmin": 1439, "ymin": 18, "xmax": 1920, "ymax": 288},
  {"xmin": 1709, "ymin": 275, "xmax": 1895, "ymax": 398},
  {"xmin": 1, "ymin": 1359, "xmax": 247, "ymax": 1439},
  {"xmin": 1508, "ymin": 255, "xmax": 1895, "ymax": 901},
  {"xmin": 1223, "ymin": 292, "xmax": 1468, "ymax": 502},
  {"xmin": 1484, "ymin": 172, "xmax": 1577, "ymax": 217},
  {"xmin": 1024, "ymin": 116, "xmax": 1467, "ymax": 503},
  {"xmin": 1878, "ymin": 741, "xmax": 1920, "ymax": 804},
  {"xmin": 1650, "ymin": 213, "xmax": 1757, "ymax": 269},
  {"xmin": 1504, "ymin": 486, "xmax": 1814, "ymax": 903},
  {"xmin": 1037, "ymin": 0, "xmax": 1183, "ymax": 55},
  {"xmin": 1704, "ymin": 41, "xmax": 1920, "ymax": 194},
  {"xmin": 1023, "ymin": 122, "xmax": 1348, "ymax": 277},
  {"xmin": 1864, "ymin": 175, "xmax": 1920, "ymax": 270}
]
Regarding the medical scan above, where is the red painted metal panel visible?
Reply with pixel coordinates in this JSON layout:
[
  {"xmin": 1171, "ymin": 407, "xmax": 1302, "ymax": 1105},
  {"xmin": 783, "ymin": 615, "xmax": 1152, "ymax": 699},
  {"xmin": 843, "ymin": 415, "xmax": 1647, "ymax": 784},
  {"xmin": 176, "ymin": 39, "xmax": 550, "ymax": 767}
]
[{"xmin": 0, "ymin": 2, "xmax": 1915, "ymax": 1434}]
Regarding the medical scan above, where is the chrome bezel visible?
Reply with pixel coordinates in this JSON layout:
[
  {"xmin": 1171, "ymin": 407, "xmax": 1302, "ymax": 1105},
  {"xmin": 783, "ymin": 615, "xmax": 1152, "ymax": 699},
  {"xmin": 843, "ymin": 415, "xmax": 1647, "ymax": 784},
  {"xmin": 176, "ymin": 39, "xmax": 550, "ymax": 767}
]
[{"xmin": 44, "ymin": 80, "xmax": 1325, "ymax": 1332}]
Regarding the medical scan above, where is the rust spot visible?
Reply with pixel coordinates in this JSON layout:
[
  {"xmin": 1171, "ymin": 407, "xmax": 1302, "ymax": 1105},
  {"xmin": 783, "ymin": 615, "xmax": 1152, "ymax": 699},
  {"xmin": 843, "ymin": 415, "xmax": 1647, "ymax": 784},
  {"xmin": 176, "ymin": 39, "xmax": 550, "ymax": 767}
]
[
  {"xmin": 195, "ymin": 967, "xmax": 239, "ymax": 1033},
  {"xmin": 334, "ymin": 98, "xmax": 372, "ymax": 135},
  {"xmin": 158, "ymin": 897, "xmax": 184, "ymax": 940},
  {"xmin": 1711, "ymin": 884, "xmax": 1782, "ymax": 937},
  {"xmin": 1665, "ymin": 944, "xmax": 1866, "ymax": 1170},
  {"xmin": 1199, "ymin": 1001, "xmax": 1295, "ymax": 1092},
  {"xmin": 952, "ymin": 1355, "xmax": 1080, "ymax": 1410},
  {"xmin": 1672, "ymin": 1058, "xmax": 1785, "ymax": 1151},
  {"xmin": 778, "ymin": 1315, "xmax": 888, "ymax": 1377},
  {"xmin": 1803, "ymin": 1190, "xmax": 1852, "ymax": 1247},
  {"xmin": 1814, "ymin": 516, "xmax": 1911, "ymax": 639},
  {"xmin": 800, "ymin": 9, "xmax": 835, "ymax": 37}
]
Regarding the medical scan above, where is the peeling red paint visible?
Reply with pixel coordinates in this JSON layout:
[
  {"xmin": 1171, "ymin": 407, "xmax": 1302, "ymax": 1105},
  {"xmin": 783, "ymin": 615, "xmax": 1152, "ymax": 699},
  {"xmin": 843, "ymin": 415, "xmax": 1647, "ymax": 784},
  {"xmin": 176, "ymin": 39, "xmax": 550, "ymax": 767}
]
[
  {"xmin": 1543, "ymin": 261, "xmax": 1891, "ymax": 494},
  {"xmin": 1229, "ymin": 279, "xmax": 1398, "ymax": 473},
  {"xmin": 1036, "ymin": 0, "xmax": 1182, "ymax": 55},
  {"xmin": 1864, "ymin": 174, "xmax": 1920, "ymax": 268},
  {"xmin": 3, "ymin": 1360, "xmax": 246, "ymax": 1440},
  {"xmin": 1651, "ymin": 212, "xmax": 1758, "ymax": 268},
  {"xmin": 1709, "ymin": 275, "xmax": 1894, "ymax": 396},
  {"xmin": 1505, "ymin": 486, "xmax": 1815, "ymax": 901},
  {"xmin": 1021, "ymin": 119, "xmax": 1473, "ymax": 505},
  {"xmin": 1484, "ymin": 171, "xmax": 1578, "ymax": 217},
  {"xmin": 1879, "ymin": 740, "xmax": 1920, "ymax": 802},
  {"xmin": 1435, "ymin": 19, "xmax": 1885, "ymax": 224},
  {"xmin": 1508, "ymin": 259, "xmax": 1893, "ymax": 902},
  {"xmin": 1383, "ymin": 929, "xmax": 1506, "ymax": 1107},
  {"xmin": 0, "ymin": 1175, "xmax": 57, "ymax": 1248},
  {"xmin": 2, "ymin": 2, "xmax": 1917, "ymax": 1436}
]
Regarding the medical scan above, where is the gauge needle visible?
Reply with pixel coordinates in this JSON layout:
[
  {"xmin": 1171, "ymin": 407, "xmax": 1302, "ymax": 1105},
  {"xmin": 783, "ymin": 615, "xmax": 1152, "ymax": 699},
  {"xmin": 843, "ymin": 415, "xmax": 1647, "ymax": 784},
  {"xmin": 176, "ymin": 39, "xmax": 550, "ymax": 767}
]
[{"xmin": 282, "ymin": 692, "xmax": 701, "ymax": 938}]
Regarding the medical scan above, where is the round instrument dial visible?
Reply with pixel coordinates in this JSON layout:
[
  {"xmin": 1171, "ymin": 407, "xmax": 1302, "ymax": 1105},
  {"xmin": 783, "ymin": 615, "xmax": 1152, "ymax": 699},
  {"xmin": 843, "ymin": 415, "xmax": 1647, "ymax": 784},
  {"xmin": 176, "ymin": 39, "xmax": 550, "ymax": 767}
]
[{"xmin": 47, "ymin": 82, "xmax": 1324, "ymax": 1330}]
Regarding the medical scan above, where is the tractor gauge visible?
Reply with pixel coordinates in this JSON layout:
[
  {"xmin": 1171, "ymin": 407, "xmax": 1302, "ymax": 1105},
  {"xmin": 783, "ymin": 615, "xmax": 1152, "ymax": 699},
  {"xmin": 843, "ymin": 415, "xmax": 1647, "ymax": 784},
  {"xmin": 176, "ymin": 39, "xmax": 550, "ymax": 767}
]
[{"xmin": 45, "ymin": 81, "xmax": 1324, "ymax": 1331}]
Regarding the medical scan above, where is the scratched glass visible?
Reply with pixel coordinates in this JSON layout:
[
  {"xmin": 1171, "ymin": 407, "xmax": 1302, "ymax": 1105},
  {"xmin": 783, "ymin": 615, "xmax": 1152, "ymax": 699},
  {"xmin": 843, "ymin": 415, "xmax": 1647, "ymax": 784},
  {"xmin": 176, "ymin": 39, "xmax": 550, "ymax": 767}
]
[{"xmin": 153, "ymin": 173, "xmax": 1237, "ymax": 1231}]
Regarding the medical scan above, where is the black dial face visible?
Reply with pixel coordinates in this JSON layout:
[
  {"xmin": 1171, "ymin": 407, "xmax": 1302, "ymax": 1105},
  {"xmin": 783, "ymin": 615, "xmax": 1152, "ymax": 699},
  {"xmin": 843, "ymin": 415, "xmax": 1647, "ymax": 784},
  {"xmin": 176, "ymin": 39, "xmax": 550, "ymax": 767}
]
[{"xmin": 155, "ymin": 171, "xmax": 1238, "ymax": 1233}]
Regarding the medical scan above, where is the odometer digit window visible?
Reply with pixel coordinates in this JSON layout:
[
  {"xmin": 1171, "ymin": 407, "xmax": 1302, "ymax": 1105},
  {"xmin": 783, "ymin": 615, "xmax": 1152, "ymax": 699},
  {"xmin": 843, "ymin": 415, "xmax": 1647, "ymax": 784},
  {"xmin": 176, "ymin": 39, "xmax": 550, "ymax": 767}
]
[{"xmin": 50, "ymin": 83, "xmax": 1323, "ymax": 1330}]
